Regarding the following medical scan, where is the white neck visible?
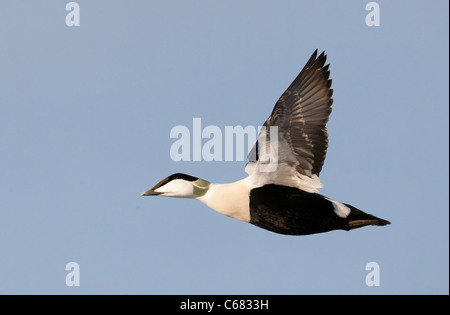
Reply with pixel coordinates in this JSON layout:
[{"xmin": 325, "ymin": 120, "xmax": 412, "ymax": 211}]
[{"xmin": 197, "ymin": 178, "xmax": 251, "ymax": 222}]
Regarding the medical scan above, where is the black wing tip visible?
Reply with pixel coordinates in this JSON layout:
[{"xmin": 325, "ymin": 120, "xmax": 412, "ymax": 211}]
[
  {"xmin": 306, "ymin": 50, "xmax": 319, "ymax": 68},
  {"xmin": 313, "ymin": 50, "xmax": 328, "ymax": 68},
  {"xmin": 296, "ymin": 49, "xmax": 330, "ymax": 84},
  {"xmin": 311, "ymin": 49, "xmax": 325, "ymax": 57}
]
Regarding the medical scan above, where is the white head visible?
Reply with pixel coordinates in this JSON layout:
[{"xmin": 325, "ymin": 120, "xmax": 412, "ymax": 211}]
[{"xmin": 141, "ymin": 173, "xmax": 210, "ymax": 198}]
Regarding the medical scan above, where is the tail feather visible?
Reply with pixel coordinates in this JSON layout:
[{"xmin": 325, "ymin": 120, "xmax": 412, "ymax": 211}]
[{"xmin": 345, "ymin": 204, "xmax": 391, "ymax": 230}]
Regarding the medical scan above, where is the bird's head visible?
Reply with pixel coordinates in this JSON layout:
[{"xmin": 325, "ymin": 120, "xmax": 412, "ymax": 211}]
[{"xmin": 141, "ymin": 173, "xmax": 210, "ymax": 198}]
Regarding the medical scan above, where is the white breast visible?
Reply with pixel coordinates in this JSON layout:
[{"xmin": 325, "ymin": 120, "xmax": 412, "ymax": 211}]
[{"xmin": 197, "ymin": 178, "xmax": 251, "ymax": 222}]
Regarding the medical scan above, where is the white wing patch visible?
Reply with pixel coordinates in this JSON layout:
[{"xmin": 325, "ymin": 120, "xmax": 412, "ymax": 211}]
[
  {"xmin": 245, "ymin": 126, "xmax": 323, "ymax": 193},
  {"xmin": 325, "ymin": 197, "xmax": 351, "ymax": 218},
  {"xmin": 246, "ymin": 162, "xmax": 323, "ymax": 193}
]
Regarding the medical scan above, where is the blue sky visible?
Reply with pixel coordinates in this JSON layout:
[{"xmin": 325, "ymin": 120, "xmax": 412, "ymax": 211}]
[{"xmin": 0, "ymin": 1, "xmax": 448, "ymax": 294}]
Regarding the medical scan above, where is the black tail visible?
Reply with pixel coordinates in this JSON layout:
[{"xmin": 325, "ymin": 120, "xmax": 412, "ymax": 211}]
[{"xmin": 345, "ymin": 204, "xmax": 391, "ymax": 230}]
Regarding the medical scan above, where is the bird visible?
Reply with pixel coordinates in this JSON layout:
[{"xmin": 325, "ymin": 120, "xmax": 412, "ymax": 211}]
[{"xmin": 141, "ymin": 50, "xmax": 390, "ymax": 236}]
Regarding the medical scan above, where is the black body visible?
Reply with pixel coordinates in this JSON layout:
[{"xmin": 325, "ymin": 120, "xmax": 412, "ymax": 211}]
[{"xmin": 249, "ymin": 184, "xmax": 390, "ymax": 236}]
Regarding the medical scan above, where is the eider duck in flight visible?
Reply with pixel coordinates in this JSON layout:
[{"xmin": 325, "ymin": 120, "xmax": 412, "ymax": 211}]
[{"xmin": 141, "ymin": 50, "xmax": 390, "ymax": 235}]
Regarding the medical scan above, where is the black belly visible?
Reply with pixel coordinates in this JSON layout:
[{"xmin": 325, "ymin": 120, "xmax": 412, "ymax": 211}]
[{"xmin": 249, "ymin": 184, "xmax": 349, "ymax": 235}]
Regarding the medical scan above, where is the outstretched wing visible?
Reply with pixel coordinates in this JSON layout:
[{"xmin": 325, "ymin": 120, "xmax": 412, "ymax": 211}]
[{"xmin": 246, "ymin": 50, "xmax": 333, "ymax": 189}]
